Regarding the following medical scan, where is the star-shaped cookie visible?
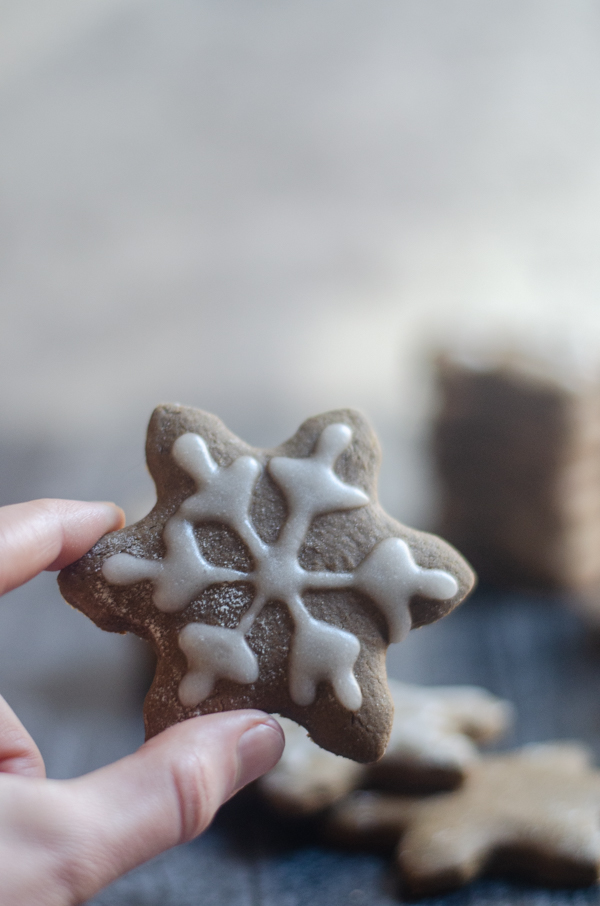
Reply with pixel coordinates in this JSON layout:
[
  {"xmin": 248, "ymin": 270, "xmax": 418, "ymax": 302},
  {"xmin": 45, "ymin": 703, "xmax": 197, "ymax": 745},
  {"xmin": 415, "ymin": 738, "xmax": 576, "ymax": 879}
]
[
  {"xmin": 326, "ymin": 744, "xmax": 600, "ymax": 894},
  {"xmin": 58, "ymin": 405, "xmax": 474, "ymax": 762},
  {"xmin": 258, "ymin": 681, "xmax": 513, "ymax": 814}
]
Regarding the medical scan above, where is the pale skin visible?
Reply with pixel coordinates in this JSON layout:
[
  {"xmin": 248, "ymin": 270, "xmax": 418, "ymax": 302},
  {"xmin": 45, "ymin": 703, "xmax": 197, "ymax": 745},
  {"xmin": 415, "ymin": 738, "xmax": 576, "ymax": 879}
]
[{"xmin": 0, "ymin": 499, "xmax": 285, "ymax": 906}]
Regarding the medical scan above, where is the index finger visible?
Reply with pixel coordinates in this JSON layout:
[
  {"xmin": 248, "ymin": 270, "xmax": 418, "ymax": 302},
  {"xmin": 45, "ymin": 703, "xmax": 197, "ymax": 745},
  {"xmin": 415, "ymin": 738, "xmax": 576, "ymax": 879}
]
[{"xmin": 0, "ymin": 499, "xmax": 125, "ymax": 596}]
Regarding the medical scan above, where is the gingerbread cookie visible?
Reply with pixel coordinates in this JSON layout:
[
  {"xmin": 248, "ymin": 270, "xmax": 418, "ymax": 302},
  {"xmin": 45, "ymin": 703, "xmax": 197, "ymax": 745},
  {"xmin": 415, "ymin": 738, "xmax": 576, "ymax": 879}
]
[
  {"xmin": 367, "ymin": 681, "xmax": 513, "ymax": 792},
  {"xmin": 327, "ymin": 744, "xmax": 600, "ymax": 894},
  {"xmin": 434, "ymin": 352, "xmax": 600, "ymax": 593},
  {"xmin": 259, "ymin": 681, "xmax": 512, "ymax": 814},
  {"xmin": 58, "ymin": 405, "xmax": 474, "ymax": 762}
]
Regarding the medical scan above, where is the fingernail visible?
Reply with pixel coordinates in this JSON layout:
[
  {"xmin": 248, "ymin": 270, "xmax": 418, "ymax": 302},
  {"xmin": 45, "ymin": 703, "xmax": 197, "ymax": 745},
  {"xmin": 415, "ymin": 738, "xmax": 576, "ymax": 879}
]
[
  {"xmin": 232, "ymin": 718, "xmax": 284, "ymax": 794},
  {"xmin": 94, "ymin": 502, "xmax": 126, "ymax": 530}
]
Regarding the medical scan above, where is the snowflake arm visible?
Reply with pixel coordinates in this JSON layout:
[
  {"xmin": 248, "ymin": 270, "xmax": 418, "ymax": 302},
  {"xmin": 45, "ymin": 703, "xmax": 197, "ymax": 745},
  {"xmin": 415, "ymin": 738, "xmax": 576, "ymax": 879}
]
[
  {"xmin": 103, "ymin": 515, "xmax": 245, "ymax": 613},
  {"xmin": 174, "ymin": 433, "xmax": 266, "ymax": 555},
  {"xmin": 287, "ymin": 598, "xmax": 362, "ymax": 711},
  {"xmin": 178, "ymin": 623, "xmax": 258, "ymax": 707},
  {"xmin": 268, "ymin": 423, "xmax": 368, "ymax": 550},
  {"xmin": 354, "ymin": 538, "xmax": 459, "ymax": 642}
]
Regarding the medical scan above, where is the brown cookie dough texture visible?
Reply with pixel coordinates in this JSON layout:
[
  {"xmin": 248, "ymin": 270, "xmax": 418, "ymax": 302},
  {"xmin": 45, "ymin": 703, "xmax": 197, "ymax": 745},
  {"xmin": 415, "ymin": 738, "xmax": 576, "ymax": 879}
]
[
  {"xmin": 258, "ymin": 681, "xmax": 512, "ymax": 814},
  {"xmin": 58, "ymin": 404, "xmax": 474, "ymax": 762},
  {"xmin": 327, "ymin": 744, "xmax": 600, "ymax": 895}
]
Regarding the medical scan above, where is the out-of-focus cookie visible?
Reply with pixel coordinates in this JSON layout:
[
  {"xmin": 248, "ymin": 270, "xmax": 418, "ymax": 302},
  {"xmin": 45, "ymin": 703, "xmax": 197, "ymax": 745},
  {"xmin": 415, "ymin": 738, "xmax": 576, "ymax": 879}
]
[
  {"xmin": 367, "ymin": 681, "xmax": 513, "ymax": 791},
  {"xmin": 58, "ymin": 404, "xmax": 474, "ymax": 762},
  {"xmin": 326, "ymin": 743, "xmax": 600, "ymax": 896},
  {"xmin": 258, "ymin": 681, "xmax": 512, "ymax": 814},
  {"xmin": 434, "ymin": 352, "xmax": 600, "ymax": 593},
  {"xmin": 258, "ymin": 717, "xmax": 364, "ymax": 816}
]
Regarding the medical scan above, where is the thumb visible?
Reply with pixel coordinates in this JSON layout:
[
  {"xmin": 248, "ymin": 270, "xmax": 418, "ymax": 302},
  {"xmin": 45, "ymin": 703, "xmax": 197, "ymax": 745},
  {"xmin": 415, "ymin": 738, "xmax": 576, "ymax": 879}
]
[{"xmin": 58, "ymin": 711, "xmax": 283, "ymax": 902}]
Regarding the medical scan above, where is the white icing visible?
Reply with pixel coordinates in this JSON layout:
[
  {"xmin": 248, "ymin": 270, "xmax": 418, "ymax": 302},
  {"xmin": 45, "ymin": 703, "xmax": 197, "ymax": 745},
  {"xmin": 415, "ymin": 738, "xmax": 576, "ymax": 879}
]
[
  {"xmin": 287, "ymin": 604, "xmax": 362, "ymax": 711},
  {"xmin": 174, "ymin": 433, "xmax": 262, "ymax": 532},
  {"xmin": 178, "ymin": 623, "xmax": 259, "ymax": 707},
  {"xmin": 102, "ymin": 421, "xmax": 459, "ymax": 709},
  {"xmin": 269, "ymin": 423, "xmax": 369, "ymax": 525},
  {"xmin": 354, "ymin": 538, "xmax": 459, "ymax": 642},
  {"xmin": 102, "ymin": 515, "xmax": 244, "ymax": 613}
]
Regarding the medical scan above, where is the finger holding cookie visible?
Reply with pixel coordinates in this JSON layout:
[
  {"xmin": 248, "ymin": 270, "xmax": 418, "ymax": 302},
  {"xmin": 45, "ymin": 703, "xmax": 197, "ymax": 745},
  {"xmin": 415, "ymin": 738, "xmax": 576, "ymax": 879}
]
[
  {"xmin": 0, "ymin": 499, "xmax": 125, "ymax": 779},
  {"xmin": 0, "ymin": 498, "xmax": 284, "ymax": 905},
  {"xmin": 0, "ymin": 498, "xmax": 125, "ymax": 595}
]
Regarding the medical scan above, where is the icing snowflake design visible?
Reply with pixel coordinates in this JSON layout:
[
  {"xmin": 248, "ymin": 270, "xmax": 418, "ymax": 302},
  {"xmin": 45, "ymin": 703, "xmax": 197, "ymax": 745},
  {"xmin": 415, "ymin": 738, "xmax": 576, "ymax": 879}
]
[{"xmin": 102, "ymin": 424, "xmax": 458, "ymax": 712}]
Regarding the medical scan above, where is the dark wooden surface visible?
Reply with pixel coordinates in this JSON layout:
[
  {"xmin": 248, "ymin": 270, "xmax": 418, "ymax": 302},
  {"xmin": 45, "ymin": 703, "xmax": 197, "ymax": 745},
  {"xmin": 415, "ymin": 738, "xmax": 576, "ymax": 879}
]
[
  {"xmin": 88, "ymin": 591, "xmax": 600, "ymax": 906},
  {"xmin": 4, "ymin": 441, "xmax": 600, "ymax": 904}
]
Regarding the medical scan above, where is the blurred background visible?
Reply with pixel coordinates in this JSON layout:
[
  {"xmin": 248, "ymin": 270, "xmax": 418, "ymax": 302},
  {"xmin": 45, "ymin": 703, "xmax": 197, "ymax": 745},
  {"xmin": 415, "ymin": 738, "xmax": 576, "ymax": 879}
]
[
  {"xmin": 3, "ymin": 0, "xmax": 600, "ymax": 524},
  {"xmin": 2, "ymin": 1, "xmax": 600, "ymax": 899}
]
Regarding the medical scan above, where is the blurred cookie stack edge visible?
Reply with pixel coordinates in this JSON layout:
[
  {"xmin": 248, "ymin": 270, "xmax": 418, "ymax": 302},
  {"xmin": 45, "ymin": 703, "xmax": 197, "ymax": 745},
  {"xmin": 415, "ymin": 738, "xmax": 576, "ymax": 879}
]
[{"xmin": 433, "ymin": 353, "xmax": 600, "ymax": 614}]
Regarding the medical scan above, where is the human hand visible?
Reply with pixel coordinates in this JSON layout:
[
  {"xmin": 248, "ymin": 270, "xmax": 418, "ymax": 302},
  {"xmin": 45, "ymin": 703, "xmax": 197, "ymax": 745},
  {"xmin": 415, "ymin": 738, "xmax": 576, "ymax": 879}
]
[{"xmin": 0, "ymin": 499, "xmax": 284, "ymax": 905}]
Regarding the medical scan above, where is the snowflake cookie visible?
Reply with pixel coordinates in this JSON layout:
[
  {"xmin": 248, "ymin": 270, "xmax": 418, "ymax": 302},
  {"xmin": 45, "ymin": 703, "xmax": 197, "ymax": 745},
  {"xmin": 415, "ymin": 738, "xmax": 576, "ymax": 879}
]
[
  {"xmin": 58, "ymin": 405, "xmax": 475, "ymax": 761},
  {"xmin": 326, "ymin": 744, "xmax": 600, "ymax": 894}
]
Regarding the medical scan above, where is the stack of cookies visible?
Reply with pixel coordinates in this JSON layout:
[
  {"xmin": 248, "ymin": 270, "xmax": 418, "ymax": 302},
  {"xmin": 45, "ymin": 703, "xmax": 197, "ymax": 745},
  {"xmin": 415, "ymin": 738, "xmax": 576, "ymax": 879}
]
[
  {"xmin": 434, "ymin": 353, "xmax": 600, "ymax": 610},
  {"xmin": 258, "ymin": 684, "xmax": 600, "ymax": 896}
]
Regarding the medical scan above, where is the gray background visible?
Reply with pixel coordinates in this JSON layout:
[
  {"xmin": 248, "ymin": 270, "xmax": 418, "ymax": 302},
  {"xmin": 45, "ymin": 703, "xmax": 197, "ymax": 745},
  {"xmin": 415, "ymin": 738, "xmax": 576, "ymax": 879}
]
[{"xmin": 2, "ymin": 0, "xmax": 600, "ymax": 525}]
